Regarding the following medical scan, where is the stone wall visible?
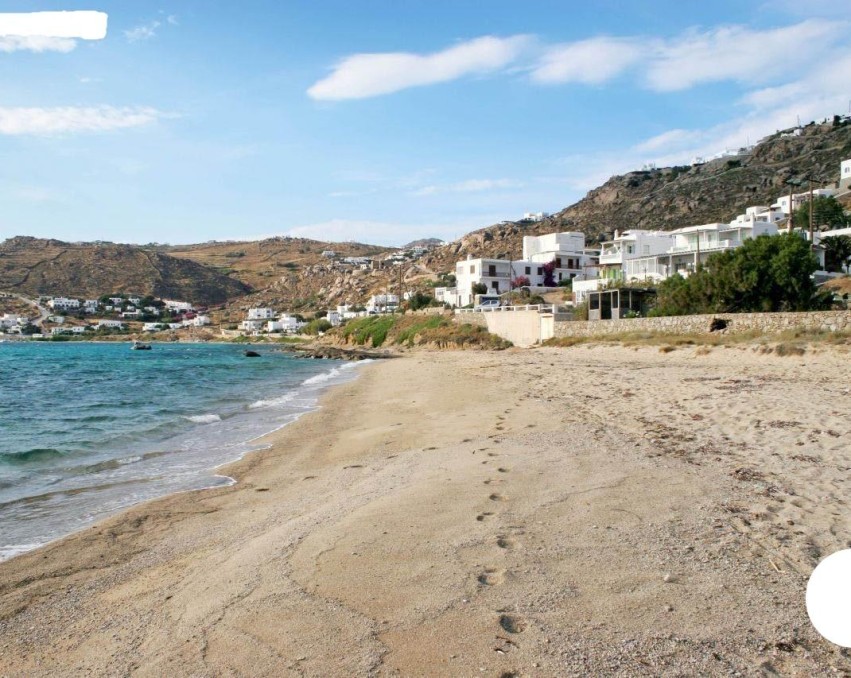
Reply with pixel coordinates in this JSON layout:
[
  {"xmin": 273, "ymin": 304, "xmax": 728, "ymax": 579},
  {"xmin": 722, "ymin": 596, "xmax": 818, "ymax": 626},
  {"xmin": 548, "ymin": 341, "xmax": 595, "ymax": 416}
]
[{"xmin": 553, "ymin": 310, "xmax": 851, "ymax": 339}]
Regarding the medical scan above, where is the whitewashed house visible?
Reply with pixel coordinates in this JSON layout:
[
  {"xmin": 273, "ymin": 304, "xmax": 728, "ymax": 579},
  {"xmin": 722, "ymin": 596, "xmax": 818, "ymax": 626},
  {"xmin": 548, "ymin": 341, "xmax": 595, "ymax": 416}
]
[
  {"xmin": 96, "ymin": 320, "xmax": 125, "ymax": 329},
  {"xmin": 773, "ymin": 188, "xmax": 838, "ymax": 215},
  {"xmin": 598, "ymin": 230, "xmax": 676, "ymax": 283},
  {"xmin": 366, "ymin": 294, "xmax": 399, "ymax": 313},
  {"xmin": 247, "ymin": 307, "xmax": 275, "ymax": 320},
  {"xmin": 143, "ymin": 322, "xmax": 164, "ymax": 332},
  {"xmin": 266, "ymin": 316, "xmax": 299, "ymax": 333},
  {"xmin": 83, "ymin": 300, "xmax": 99, "ymax": 314},
  {"xmin": 240, "ymin": 319, "xmax": 266, "ymax": 333},
  {"xmin": 623, "ymin": 219, "xmax": 779, "ymax": 281},
  {"xmin": 452, "ymin": 231, "xmax": 599, "ymax": 306},
  {"xmin": 47, "ymin": 297, "xmax": 80, "ymax": 312},
  {"xmin": 192, "ymin": 315, "xmax": 211, "ymax": 327},
  {"xmin": 326, "ymin": 310, "xmax": 342, "ymax": 327},
  {"xmin": 163, "ymin": 300, "xmax": 194, "ymax": 313}
]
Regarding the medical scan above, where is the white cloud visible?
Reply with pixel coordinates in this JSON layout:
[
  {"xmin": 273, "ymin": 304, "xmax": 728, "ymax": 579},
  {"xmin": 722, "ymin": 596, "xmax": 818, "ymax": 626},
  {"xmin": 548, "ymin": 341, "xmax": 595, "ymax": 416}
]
[
  {"xmin": 0, "ymin": 35, "xmax": 76, "ymax": 52},
  {"xmin": 0, "ymin": 106, "xmax": 166, "ymax": 135},
  {"xmin": 531, "ymin": 37, "xmax": 642, "ymax": 84},
  {"xmin": 412, "ymin": 178, "xmax": 522, "ymax": 197},
  {"xmin": 307, "ymin": 35, "xmax": 529, "ymax": 100},
  {"xmin": 167, "ymin": 15, "xmax": 179, "ymax": 26},
  {"xmin": 645, "ymin": 20, "xmax": 844, "ymax": 91},
  {"xmin": 124, "ymin": 20, "xmax": 160, "ymax": 42}
]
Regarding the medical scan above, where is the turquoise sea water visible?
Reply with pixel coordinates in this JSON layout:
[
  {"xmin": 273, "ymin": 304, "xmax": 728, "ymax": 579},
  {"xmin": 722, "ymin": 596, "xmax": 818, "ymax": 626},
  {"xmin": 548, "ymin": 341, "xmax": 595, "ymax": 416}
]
[{"xmin": 0, "ymin": 341, "xmax": 362, "ymax": 560}]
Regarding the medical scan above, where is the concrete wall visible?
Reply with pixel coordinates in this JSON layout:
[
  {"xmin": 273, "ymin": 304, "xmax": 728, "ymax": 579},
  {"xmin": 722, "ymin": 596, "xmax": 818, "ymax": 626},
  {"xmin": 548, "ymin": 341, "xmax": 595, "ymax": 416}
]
[
  {"xmin": 553, "ymin": 310, "xmax": 851, "ymax": 339},
  {"xmin": 454, "ymin": 310, "xmax": 546, "ymax": 347}
]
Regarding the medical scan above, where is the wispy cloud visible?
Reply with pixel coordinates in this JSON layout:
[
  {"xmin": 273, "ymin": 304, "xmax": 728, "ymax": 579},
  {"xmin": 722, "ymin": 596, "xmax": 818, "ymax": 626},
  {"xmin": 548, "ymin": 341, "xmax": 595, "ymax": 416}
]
[
  {"xmin": 412, "ymin": 178, "xmax": 522, "ymax": 197},
  {"xmin": 531, "ymin": 37, "xmax": 642, "ymax": 84},
  {"xmin": 644, "ymin": 20, "xmax": 844, "ymax": 91},
  {"xmin": 307, "ymin": 35, "xmax": 530, "ymax": 100},
  {"xmin": 0, "ymin": 106, "xmax": 168, "ymax": 136},
  {"xmin": 124, "ymin": 20, "xmax": 160, "ymax": 43},
  {"xmin": 0, "ymin": 35, "xmax": 76, "ymax": 52}
]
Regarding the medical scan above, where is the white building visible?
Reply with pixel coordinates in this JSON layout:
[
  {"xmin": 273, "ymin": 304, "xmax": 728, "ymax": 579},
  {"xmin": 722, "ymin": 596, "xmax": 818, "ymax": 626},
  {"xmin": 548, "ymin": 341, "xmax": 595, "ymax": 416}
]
[
  {"xmin": 163, "ymin": 299, "xmax": 194, "ymax": 312},
  {"xmin": 773, "ymin": 188, "xmax": 838, "ymax": 215},
  {"xmin": 521, "ymin": 211, "xmax": 550, "ymax": 222},
  {"xmin": 0, "ymin": 313, "xmax": 21, "ymax": 329},
  {"xmin": 622, "ymin": 219, "xmax": 779, "ymax": 281},
  {"xmin": 266, "ymin": 316, "xmax": 299, "ymax": 333},
  {"xmin": 366, "ymin": 294, "xmax": 399, "ymax": 313},
  {"xmin": 841, "ymin": 159, "xmax": 851, "ymax": 188},
  {"xmin": 434, "ymin": 287, "xmax": 458, "ymax": 305},
  {"xmin": 96, "ymin": 320, "xmax": 125, "ymax": 329},
  {"xmin": 598, "ymin": 230, "xmax": 676, "ymax": 283},
  {"xmin": 83, "ymin": 300, "xmax": 99, "ymax": 313},
  {"xmin": 247, "ymin": 307, "xmax": 275, "ymax": 320},
  {"xmin": 452, "ymin": 232, "xmax": 599, "ymax": 306},
  {"xmin": 47, "ymin": 297, "xmax": 80, "ymax": 311},
  {"xmin": 240, "ymin": 319, "xmax": 266, "ymax": 333},
  {"xmin": 143, "ymin": 322, "xmax": 164, "ymax": 332},
  {"xmin": 52, "ymin": 326, "xmax": 88, "ymax": 336},
  {"xmin": 326, "ymin": 310, "xmax": 342, "ymax": 327},
  {"xmin": 192, "ymin": 315, "xmax": 211, "ymax": 327}
]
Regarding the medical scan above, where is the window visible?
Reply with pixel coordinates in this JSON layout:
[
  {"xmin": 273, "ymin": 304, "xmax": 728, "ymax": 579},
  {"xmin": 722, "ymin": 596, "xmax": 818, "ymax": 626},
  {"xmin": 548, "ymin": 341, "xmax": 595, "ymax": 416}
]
[
  {"xmin": 525, "ymin": 266, "xmax": 530, "ymax": 275},
  {"xmin": 555, "ymin": 257, "xmax": 561, "ymax": 267},
  {"xmin": 537, "ymin": 267, "xmax": 543, "ymax": 275},
  {"xmin": 470, "ymin": 265, "xmax": 475, "ymax": 274},
  {"xmin": 491, "ymin": 281, "xmax": 499, "ymax": 289}
]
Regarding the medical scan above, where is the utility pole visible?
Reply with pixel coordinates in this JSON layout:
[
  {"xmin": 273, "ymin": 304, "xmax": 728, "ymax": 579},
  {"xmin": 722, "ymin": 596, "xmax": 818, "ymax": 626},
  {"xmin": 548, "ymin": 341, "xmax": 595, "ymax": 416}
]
[
  {"xmin": 809, "ymin": 177, "xmax": 815, "ymax": 248},
  {"xmin": 695, "ymin": 228, "xmax": 701, "ymax": 272},
  {"xmin": 398, "ymin": 261, "xmax": 403, "ymax": 313}
]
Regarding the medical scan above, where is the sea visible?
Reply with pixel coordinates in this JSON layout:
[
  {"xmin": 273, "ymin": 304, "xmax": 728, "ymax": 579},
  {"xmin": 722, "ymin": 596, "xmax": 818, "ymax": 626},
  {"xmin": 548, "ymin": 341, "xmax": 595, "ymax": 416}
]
[{"xmin": 0, "ymin": 341, "xmax": 364, "ymax": 561}]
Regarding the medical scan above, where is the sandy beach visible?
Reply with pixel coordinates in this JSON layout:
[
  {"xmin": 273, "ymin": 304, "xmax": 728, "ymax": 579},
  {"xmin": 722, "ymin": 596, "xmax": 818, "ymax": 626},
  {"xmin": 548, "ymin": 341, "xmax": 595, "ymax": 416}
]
[{"xmin": 1, "ymin": 343, "xmax": 850, "ymax": 676}]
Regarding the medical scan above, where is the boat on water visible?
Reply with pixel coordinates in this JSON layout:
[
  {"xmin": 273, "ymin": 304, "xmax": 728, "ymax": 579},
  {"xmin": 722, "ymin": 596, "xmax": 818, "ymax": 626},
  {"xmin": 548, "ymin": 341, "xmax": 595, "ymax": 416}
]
[{"xmin": 131, "ymin": 340, "xmax": 152, "ymax": 350}]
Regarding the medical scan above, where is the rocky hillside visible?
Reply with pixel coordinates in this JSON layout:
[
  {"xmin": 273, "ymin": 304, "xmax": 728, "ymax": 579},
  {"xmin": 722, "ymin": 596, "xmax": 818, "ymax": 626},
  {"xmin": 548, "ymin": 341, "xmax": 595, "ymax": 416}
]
[
  {"xmin": 159, "ymin": 237, "xmax": 392, "ymax": 290},
  {"xmin": 420, "ymin": 118, "xmax": 851, "ymax": 274},
  {"xmin": 0, "ymin": 237, "xmax": 252, "ymax": 305}
]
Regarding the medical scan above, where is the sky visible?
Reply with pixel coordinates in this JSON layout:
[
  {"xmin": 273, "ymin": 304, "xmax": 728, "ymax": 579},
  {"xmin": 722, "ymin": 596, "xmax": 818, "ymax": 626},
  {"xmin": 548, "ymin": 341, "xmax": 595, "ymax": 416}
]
[{"xmin": 0, "ymin": 1, "xmax": 850, "ymax": 247}]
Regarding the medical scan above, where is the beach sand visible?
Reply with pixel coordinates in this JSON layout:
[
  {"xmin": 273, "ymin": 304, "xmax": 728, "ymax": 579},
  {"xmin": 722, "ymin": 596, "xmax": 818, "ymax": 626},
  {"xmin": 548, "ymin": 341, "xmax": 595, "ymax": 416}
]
[{"xmin": 1, "ymin": 344, "xmax": 850, "ymax": 676}]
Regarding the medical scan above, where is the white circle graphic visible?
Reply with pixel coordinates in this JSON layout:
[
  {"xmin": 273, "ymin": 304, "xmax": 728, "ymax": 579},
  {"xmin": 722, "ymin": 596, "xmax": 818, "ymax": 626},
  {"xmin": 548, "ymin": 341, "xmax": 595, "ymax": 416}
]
[{"xmin": 806, "ymin": 549, "xmax": 851, "ymax": 648}]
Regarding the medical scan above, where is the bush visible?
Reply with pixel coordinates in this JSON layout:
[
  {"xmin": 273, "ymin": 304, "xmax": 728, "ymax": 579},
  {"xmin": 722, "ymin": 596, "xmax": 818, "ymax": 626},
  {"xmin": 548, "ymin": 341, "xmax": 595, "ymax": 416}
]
[
  {"xmin": 302, "ymin": 319, "xmax": 332, "ymax": 335},
  {"xmin": 341, "ymin": 316, "xmax": 397, "ymax": 347},
  {"xmin": 652, "ymin": 233, "xmax": 830, "ymax": 315},
  {"xmin": 471, "ymin": 282, "xmax": 488, "ymax": 295}
]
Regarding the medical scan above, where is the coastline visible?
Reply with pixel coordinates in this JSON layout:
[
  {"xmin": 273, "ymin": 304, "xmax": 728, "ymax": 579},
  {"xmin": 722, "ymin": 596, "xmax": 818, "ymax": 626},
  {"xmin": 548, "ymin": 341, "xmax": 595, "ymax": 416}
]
[
  {"xmin": 1, "ymin": 345, "xmax": 850, "ymax": 676},
  {"xmin": 0, "ymin": 344, "xmax": 366, "ymax": 563}
]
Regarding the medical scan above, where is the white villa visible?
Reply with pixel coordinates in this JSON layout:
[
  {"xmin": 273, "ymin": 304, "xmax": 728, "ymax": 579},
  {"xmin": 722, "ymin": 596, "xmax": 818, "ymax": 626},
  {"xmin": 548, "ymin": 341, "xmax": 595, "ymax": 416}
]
[
  {"xmin": 841, "ymin": 159, "xmax": 851, "ymax": 188},
  {"xmin": 247, "ymin": 307, "xmax": 275, "ymax": 320},
  {"xmin": 47, "ymin": 297, "xmax": 80, "ymax": 312},
  {"xmin": 163, "ymin": 300, "xmax": 194, "ymax": 312},
  {"xmin": 366, "ymin": 294, "xmax": 399, "ymax": 313},
  {"xmin": 266, "ymin": 316, "xmax": 300, "ymax": 333},
  {"xmin": 450, "ymin": 232, "xmax": 598, "ymax": 307}
]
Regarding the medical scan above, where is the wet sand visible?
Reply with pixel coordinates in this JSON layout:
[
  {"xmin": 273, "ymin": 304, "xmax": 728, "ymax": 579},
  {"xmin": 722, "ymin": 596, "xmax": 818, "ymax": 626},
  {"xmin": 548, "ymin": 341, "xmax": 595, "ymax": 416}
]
[{"xmin": 1, "ymin": 345, "xmax": 849, "ymax": 676}]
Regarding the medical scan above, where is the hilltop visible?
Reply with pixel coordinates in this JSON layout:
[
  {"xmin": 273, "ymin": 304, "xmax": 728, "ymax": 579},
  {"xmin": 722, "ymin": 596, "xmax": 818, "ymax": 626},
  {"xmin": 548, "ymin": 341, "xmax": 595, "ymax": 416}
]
[{"xmin": 0, "ymin": 237, "xmax": 252, "ymax": 306}]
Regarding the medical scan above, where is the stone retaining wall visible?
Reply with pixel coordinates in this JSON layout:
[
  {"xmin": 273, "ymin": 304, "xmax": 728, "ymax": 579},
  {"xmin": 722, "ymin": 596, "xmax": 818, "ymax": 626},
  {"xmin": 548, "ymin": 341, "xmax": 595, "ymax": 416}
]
[{"xmin": 553, "ymin": 310, "xmax": 851, "ymax": 339}]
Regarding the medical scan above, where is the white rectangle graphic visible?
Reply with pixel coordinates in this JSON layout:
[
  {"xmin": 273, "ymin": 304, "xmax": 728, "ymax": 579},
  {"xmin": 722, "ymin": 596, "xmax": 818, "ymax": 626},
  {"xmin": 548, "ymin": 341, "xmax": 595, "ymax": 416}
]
[{"xmin": 0, "ymin": 11, "xmax": 107, "ymax": 40}]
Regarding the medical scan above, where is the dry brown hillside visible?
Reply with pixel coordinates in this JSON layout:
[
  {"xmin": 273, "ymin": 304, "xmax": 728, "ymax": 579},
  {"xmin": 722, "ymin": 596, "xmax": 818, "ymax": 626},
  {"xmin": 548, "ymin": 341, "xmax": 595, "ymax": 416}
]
[
  {"xmin": 159, "ymin": 237, "xmax": 392, "ymax": 290},
  {"xmin": 420, "ymin": 118, "xmax": 851, "ymax": 275},
  {"xmin": 0, "ymin": 237, "xmax": 251, "ymax": 305}
]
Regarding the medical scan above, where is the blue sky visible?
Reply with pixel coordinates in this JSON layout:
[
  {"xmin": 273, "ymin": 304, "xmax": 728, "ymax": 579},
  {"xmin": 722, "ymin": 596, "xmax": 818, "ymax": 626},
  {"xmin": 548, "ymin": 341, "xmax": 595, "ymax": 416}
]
[{"xmin": 1, "ymin": 1, "xmax": 850, "ymax": 246}]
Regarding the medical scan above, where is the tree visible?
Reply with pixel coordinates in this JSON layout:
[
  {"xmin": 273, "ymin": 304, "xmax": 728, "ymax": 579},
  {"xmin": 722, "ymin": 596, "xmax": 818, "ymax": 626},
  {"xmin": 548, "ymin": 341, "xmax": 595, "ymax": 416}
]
[
  {"xmin": 793, "ymin": 195, "xmax": 848, "ymax": 230},
  {"xmin": 511, "ymin": 275, "xmax": 530, "ymax": 289},
  {"xmin": 652, "ymin": 233, "xmax": 829, "ymax": 315},
  {"xmin": 471, "ymin": 282, "xmax": 488, "ymax": 295},
  {"xmin": 542, "ymin": 261, "xmax": 556, "ymax": 287},
  {"xmin": 822, "ymin": 235, "xmax": 851, "ymax": 273}
]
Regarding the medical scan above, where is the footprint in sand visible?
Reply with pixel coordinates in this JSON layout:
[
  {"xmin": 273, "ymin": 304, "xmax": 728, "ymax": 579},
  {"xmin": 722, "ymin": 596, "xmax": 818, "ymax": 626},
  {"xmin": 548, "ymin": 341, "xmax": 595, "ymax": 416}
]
[
  {"xmin": 498, "ymin": 614, "xmax": 527, "ymax": 634},
  {"xmin": 484, "ymin": 479, "xmax": 504, "ymax": 486},
  {"xmin": 496, "ymin": 535, "xmax": 515, "ymax": 550},
  {"xmin": 477, "ymin": 568, "xmax": 506, "ymax": 586},
  {"xmin": 476, "ymin": 512, "xmax": 494, "ymax": 522},
  {"xmin": 489, "ymin": 493, "xmax": 507, "ymax": 502},
  {"xmin": 487, "ymin": 452, "xmax": 499, "ymax": 457},
  {"xmin": 497, "ymin": 467, "xmax": 510, "ymax": 473}
]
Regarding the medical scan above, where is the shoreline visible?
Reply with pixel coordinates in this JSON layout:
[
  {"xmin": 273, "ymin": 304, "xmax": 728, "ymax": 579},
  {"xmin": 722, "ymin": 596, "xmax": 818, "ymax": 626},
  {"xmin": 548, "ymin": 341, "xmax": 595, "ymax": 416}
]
[
  {"xmin": 1, "ymin": 345, "xmax": 849, "ymax": 676},
  {"xmin": 0, "ymin": 348, "xmax": 368, "ymax": 564}
]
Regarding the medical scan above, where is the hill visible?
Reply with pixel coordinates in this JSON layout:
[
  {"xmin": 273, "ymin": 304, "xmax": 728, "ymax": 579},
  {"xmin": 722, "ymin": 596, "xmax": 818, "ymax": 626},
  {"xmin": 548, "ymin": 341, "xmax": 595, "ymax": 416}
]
[
  {"xmin": 420, "ymin": 118, "xmax": 851, "ymax": 273},
  {"xmin": 158, "ymin": 237, "xmax": 392, "ymax": 290},
  {"xmin": 0, "ymin": 237, "xmax": 252, "ymax": 305}
]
